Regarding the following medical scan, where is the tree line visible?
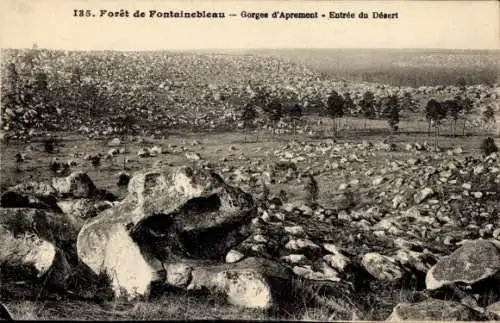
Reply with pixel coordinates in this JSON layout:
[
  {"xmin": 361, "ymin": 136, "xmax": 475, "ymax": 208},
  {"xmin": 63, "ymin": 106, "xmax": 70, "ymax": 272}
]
[{"xmin": 239, "ymin": 86, "xmax": 497, "ymax": 147}]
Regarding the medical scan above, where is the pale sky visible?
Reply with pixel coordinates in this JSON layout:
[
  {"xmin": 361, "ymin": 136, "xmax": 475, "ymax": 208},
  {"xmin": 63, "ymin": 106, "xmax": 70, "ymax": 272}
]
[{"xmin": 1, "ymin": 0, "xmax": 499, "ymax": 50}]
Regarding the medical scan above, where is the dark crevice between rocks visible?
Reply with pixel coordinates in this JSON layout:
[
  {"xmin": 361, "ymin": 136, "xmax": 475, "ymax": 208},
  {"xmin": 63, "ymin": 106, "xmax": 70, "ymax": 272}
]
[
  {"xmin": 0, "ymin": 263, "xmax": 113, "ymax": 303},
  {"xmin": 176, "ymin": 194, "xmax": 222, "ymax": 216},
  {"xmin": 350, "ymin": 265, "xmax": 429, "ymax": 320},
  {"xmin": 131, "ymin": 193, "xmax": 253, "ymax": 261},
  {"xmin": 177, "ymin": 216, "xmax": 253, "ymax": 260},
  {"xmin": 96, "ymin": 189, "xmax": 118, "ymax": 202},
  {"xmin": 148, "ymin": 280, "xmax": 213, "ymax": 301},
  {"xmin": 1, "ymin": 191, "xmax": 62, "ymax": 213},
  {"xmin": 428, "ymin": 276, "xmax": 500, "ymax": 309}
]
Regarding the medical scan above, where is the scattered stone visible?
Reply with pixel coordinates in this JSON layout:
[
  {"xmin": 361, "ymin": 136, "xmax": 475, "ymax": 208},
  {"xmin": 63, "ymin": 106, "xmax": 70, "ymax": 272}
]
[
  {"xmin": 414, "ymin": 187, "xmax": 434, "ymax": 204},
  {"xmin": 281, "ymin": 254, "xmax": 309, "ymax": 265},
  {"xmin": 486, "ymin": 301, "xmax": 500, "ymax": 318},
  {"xmin": 137, "ymin": 148, "xmax": 150, "ymax": 158},
  {"xmin": 393, "ymin": 249, "xmax": 437, "ymax": 273},
  {"xmin": 284, "ymin": 225, "xmax": 305, "ymax": 236},
  {"xmin": 285, "ymin": 239, "xmax": 320, "ymax": 251},
  {"xmin": 166, "ymin": 263, "xmax": 192, "ymax": 287},
  {"xmin": 225, "ymin": 250, "xmax": 245, "ymax": 263},
  {"xmin": 362, "ymin": 252, "xmax": 404, "ymax": 281},
  {"xmin": 107, "ymin": 148, "xmax": 119, "ymax": 157},
  {"xmin": 472, "ymin": 191, "xmax": 483, "ymax": 199},
  {"xmin": 323, "ymin": 244, "xmax": 350, "ymax": 272},
  {"xmin": 57, "ymin": 199, "xmax": 98, "ymax": 226},
  {"xmin": 52, "ymin": 172, "xmax": 98, "ymax": 199},
  {"xmin": 298, "ymin": 204, "xmax": 313, "ymax": 216},
  {"xmin": 108, "ymin": 138, "xmax": 121, "ymax": 147},
  {"xmin": 387, "ymin": 298, "xmax": 477, "ymax": 321},
  {"xmin": 149, "ymin": 145, "xmax": 162, "ymax": 156}
]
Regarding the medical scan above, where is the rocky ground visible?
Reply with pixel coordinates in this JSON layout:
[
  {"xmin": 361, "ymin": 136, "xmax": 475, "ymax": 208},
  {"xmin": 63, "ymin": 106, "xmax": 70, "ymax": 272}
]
[{"xmin": 0, "ymin": 131, "xmax": 499, "ymax": 320}]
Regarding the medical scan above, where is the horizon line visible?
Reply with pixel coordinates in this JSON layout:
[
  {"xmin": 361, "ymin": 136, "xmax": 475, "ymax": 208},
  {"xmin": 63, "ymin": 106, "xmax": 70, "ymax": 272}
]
[{"xmin": 2, "ymin": 47, "xmax": 500, "ymax": 52}]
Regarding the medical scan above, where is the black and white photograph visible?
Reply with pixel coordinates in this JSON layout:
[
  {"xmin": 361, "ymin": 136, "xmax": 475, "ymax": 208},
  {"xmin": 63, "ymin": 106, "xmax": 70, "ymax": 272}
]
[{"xmin": 0, "ymin": 0, "xmax": 499, "ymax": 320}]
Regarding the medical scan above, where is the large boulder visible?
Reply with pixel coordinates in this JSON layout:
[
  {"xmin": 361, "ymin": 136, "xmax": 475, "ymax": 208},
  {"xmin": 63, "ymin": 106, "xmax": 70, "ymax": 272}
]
[
  {"xmin": 0, "ymin": 226, "xmax": 63, "ymax": 281},
  {"xmin": 0, "ymin": 208, "xmax": 106, "ymax": 299},
  {"xmin": 57, "ymin": 199, "xmax": 99, "ymax": 230},
  {"xmin": 170, "ymin": 257, "xmax": 291, "ymax": 309},
  {"xmin": 387, "ymin": 298, "xmax": 478, "ymax": 321},
  {"xmin": 486, "ymin": 301, "xmax": 500, "ymax": 318},
  {"xmin": 52, "ymin": 172, "xmax": 98, "ymax": 199},
  {"xmin": 426, "ymin": 239, "xmax": 500, "ymax": 290},
  {"xmin": 10, "ymin": 182, "xmax": 57, "ymax": 197},
  {"xmin": 77, "ymin": 166, "xmax": 257, "ymax": 299},
  {"xmin": 0, "ymin": 208, "xmax": 78, "ymax": 250}
]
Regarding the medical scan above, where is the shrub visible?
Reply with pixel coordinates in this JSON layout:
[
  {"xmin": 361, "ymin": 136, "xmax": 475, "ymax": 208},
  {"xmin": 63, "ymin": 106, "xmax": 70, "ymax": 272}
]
[{"xmin": 480, "ymin": 137, "xmax": 498, "ymax": 156}]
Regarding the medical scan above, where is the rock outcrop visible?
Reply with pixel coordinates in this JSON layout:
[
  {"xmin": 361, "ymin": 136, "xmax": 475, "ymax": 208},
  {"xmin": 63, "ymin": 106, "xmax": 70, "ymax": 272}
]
[
  {"xmin": 426, "ymin": 239, "xmax": 500, "ymax": 290},
  {"xmin": 76, "ymin": 166, "xmax": 257, "ymax": 299},
  {"xmin": 387, "ymin": 298, "xmax": 478, "ymax": 321},
  {"xmin": 0, "ymin": 208, "xmax": 107, "ymax": 299}
]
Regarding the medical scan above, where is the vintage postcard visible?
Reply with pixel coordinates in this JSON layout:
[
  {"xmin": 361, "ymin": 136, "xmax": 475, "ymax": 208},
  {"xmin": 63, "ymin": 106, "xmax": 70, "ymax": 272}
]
[{"xmin": 0, "ymin": 0, "xmax": 499, "ymax": 321}]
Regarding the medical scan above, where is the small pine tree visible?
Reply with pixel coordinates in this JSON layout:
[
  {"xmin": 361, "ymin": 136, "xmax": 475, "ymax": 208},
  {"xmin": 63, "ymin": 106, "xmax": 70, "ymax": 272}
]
[
  {"xmin": 456, "ymin": 96, "xmax": 473, "ymax": 136},
  {"xmin": 287, "ymin": 103, "xmax": 303, "ymax": 138},
  {"xmin": 381, "ymin": 95, "xmax": 400, "ymax": 132},
  {"xmin": 343, "ymin": 92, "xmax": 355, "ymax": 114},
  {"xmin": 116, "ymin": 114, "xmax": 135, "ymax": 169},
  {"xmin": 359, "ymin": 91, "xmax": 376, "ymax": 128},
  {"xmin": 425, "ymin": 99, "xmax": 447, "ymax": 150},
  {"xmin": 443, "ymin": 98, "xmax": 462, "ymax": 137},
  {"xmin": 400, "ymin": 92, "xmax": 417, "ymax": 112},
  {"xmin": 44, "ymin": 139, "xmax": 55, "ymax": 154},
  {"xmin": 482, "ymin": 106, "xmax": 495, "ymax": 126},
  {"xmin": 480, "ymin": 137, "xmax": 498, "ymax": 156},
  {"xmin": 241, "ymin": 103, "xmax": 257, "ymax": 142},
  {"xmin": 265, "ymin": 99, "xmax": 282, "ymax": 135},
  {"xmin": 326, "ymin": 91, "xmax": 345, "ymax": 136},
  {"xmin": 457, "ymin": 76, "xmax": 467, "ymax": 91}
]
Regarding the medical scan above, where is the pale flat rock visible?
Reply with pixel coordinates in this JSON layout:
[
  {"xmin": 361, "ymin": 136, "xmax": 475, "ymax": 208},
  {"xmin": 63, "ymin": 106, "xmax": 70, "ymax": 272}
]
[
  {"xmin": 281, "ymin": 254, "xmax": 309, "ymax": 265},
  {"xmin": 225, "ymin": 249, "xmax": 245, "ymax": 263},
  {"xmin": 166, "ymin": 263, "xmax": 192, "ymax": 287},
  {"xmin": 183, "ymin": 257, "xmax": 290, "ymax": 309},
  {"xmin": 362, "ymin": 252, "xmax": 404, "ymax": 281},
  {"xmin": 387, "ymin": 298, "xmax": 477, "ymax": 321},
  {"xmin": 284, "ymin": 225, "xmax": 305, "ymax": 236},
  {"xmin": 486, "ymin": 301, "xmax": 500, "ymax": 318},
  {"xmin": 285, "ymin": 238, "xmax": 320, "ymax": 251},
  {"xmin": 426, "ymin": 239, "xmax": 500, "ymax": 290}
]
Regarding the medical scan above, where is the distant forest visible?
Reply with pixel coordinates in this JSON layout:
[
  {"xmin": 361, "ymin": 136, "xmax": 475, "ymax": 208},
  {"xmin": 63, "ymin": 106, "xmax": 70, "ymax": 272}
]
[
  {"xmin": 253, "ymin": 49, "xmax": 500, "ymax": 87},
  {"xmin": 317, "ymin": 66, "xmax": 499, "ymax": 88}
]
